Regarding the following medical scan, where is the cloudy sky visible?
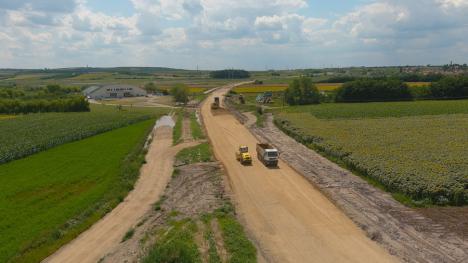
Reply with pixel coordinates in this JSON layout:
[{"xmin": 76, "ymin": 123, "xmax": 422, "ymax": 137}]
[{"xmin": 0, "ymin": 0, "xmax": 467, "ymax": 69}]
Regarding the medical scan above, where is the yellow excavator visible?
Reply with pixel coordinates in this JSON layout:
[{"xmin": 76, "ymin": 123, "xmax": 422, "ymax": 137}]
[{"xmin": 236, "ymin": 145, "xmax": 252, "ymax": 165}]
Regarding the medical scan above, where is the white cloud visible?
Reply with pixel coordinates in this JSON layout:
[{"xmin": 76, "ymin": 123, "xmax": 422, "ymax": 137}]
[{"xmin": 0, "ymin": 0, "xmax": 467, "ymax": 68}]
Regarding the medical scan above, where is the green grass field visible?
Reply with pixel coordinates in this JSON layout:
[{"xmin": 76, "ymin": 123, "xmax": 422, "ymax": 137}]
[
  {"xmin": 0, "ymin": 104, "xmax": 169, "ymax": 164},
  {"xmin": 280, "ymin": 99, "xmax": 468, "ymax": 119},
  {"xmin": 274, "ymin": 99, "xmax": 468, "ymax": 206},
  {"xmin": 0, "ymin": 119, "xmax": 154, "ymax": 262}
]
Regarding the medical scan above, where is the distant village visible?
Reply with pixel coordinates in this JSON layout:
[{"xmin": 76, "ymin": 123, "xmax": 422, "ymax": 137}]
[{"xmin": 400, "ymin": 62, "xmax": 468, "ymax": 75}]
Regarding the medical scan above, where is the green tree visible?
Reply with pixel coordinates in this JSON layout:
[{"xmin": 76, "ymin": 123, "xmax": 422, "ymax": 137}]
[
  {"xmin": 46, "ymin": 84, "xmax": 62, "ymax": 94},
  {"xmin": 430, "ymin": 76, "xmax": 468, "ymax": 98},
  {"xmin": 144, "ymin": 82, "xmax": 159, "ymax": 94},
  {"xmin": 284, "ymin": 77, "xmax": 320, "ymax": 105},
  {"xmin": 335, "ymin": 78, "xmax": 412, "ymax": 102},
  {"xmin": 170, "ymin": 84, "xmax": 189, "ymax": 104}
]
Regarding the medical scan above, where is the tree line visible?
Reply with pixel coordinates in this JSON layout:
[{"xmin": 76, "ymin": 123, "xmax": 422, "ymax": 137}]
[
  {"xmin": 283, "ymin": 75, "xmax": 468, "ymax": 105},
  {"xmin": 210, "ymin": 69, "xmax": 250, "ymax": 79},
  {"xmin": 336, "ymin": 75, "xmax": 468, "ymax": 102},
  {"xmin": 317, "ymin": 73, "xmax": 444, "ymax": 84},
  {"xmin": 0, "ymin": 97, "xmax": 89, "ymax": 114}
]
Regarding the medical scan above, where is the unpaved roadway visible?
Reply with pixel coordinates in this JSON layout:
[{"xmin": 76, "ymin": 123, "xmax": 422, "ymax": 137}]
[
  {"xmin": 201, "ymin": 85, "xmax": 398, "ymax": 263},
  {"xmin": 44, "ymin": 117, "xmax": 198, "ymax": 263}
]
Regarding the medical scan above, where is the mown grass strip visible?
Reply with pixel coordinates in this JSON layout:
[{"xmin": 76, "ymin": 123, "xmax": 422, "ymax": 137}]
[
  {"xmin": 173, "ymin": 110, "xmax": 184, "ymax": 145},
  {"xmin": 190, "ymin": 111, "xmax": 205, "ymax": 140},
  {"xmin": 176, "ymin": 143, "xmax": 213, "ymax": 165},
  {"xmin": 0, "ymin": 119, "xmax": 155, "ymax": 263}
]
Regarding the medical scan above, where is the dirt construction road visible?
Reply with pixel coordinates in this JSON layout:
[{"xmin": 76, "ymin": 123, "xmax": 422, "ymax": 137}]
[
  {"xmin": 202, "ymin": 85, "xmax": 398, "ymax": 263},
  {"xmin": 44, "ymin": 117, "xmax": 197, "ymax": 263}
]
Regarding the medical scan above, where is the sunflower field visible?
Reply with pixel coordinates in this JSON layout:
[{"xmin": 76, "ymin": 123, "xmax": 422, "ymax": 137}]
[{"xmin": 274, "ymin": 100, "xmax": 468, "ymax": 205}]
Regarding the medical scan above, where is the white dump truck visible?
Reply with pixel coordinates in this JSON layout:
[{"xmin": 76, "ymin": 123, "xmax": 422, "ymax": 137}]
[{"xmin": 256, "ymin": 143, "xmax": 279, "ymax": 167}]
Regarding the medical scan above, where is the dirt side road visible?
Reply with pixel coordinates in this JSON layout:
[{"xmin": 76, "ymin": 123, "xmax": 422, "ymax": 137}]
[
  {"xmin": 44, "ymin": 117, "xmax": 198, "ymax": 263},
  {"xmin": 201, "ymin": 86, "xmax": 398, "ymax": 263}
]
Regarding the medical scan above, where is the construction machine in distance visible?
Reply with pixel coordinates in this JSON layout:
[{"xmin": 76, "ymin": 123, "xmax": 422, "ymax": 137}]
[
  {"xmin": 236, "ymin": 145, "xmax": 252, "ymax": 165},
  {"xmin": 211, "ymin": 97, "xmax": 220, "ymax": 109}
]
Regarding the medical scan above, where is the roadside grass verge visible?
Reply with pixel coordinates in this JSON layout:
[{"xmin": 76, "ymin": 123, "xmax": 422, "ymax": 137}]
[
  {"xmin": 190, "ymin": 111, "xmax": 205, "ymax": 140},
  {"xmin": 173, "ymin": 110, "xmax": 184, "ymax": 145},
  {"xmin": 0, "ymin": 119, "xmax": 155, "ymax": 263},
  {"xmin": 212, "ymin": 203, "xmax": 257, "ymax": 263},
  {"xmin": 202, "ymin": 219, "xmax": 222, "ymax": 263},
  {"xmin": 121, "ymin": 228, "xmax": 135, "ymax": 243},
  {"xmin": 142, "ymin": 219, "xmax": 202, "ymax": 263},
  {"xmin": 176, "ymin": 143, "xmax": 213, "ymax": 165},
  {"xmin": 216, "ymin": 213, "xmax": 257, "ymax": 263},
  {"xmin": 143, "ymin": 209, "xmax": 256, "ymax": 263}
]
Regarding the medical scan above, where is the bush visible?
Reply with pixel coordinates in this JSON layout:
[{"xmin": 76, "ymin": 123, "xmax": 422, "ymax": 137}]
[
  {"xmin": 210, "ymin": 69, "xmax": 250, "ymax": 79},
  {"xmin": 335, "ymin": 78, "xmax": 412, "ymax": 102},
  {"xmin": 0, "ymin": 96, "xmax": 89, "ymax": 114},
  {"xmin": 170, "ymin": 84, "xmax": 189, "ymax": 104},
  {"xmin": 284, "ymin": 77, "xmax": 320, "ymax": 105},
  {"xmin": 429, "ymin": 75, "xmax": 468, "ymax": 99}
]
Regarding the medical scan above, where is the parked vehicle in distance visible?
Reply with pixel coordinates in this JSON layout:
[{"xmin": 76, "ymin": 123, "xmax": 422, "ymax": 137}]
[
  {"xmin": 236, "ymin": 145, "xmax": 252, "ymax": 165},
  {"xmin": 256, "ymin": 143, "xmax": 279, "ymax": 167},
  {"xmin": 211, "ymin": 97, "xmax": 220, "ymax": 109}
]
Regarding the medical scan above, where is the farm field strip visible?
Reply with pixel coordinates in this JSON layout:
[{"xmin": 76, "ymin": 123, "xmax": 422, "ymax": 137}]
[
  {"xmin": 281, "ymin": 99, "xmax": 468, "ymax": 119},
  {"xmin": 234, "ymin": 82, "xmax": 432, "ymax": 93},
  {"xmin": 275, "ymin": 104, "xmax": 468, "ymax": 205},
  {"xmin": 0, "ymin": 106, "xmax": 168, "ymax": 164},
  {"xmin": 0, "ymin": 114, "xmax": 15, "ymax": 120},
  {"xmin": 0, "ymin": 119, "xmax": 155, "ymax": 263}
]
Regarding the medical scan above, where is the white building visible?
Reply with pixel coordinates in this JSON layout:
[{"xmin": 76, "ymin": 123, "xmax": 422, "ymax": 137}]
[{"xmin": 83, "ymin": 84, "xmax": 147, "ymax": 100}]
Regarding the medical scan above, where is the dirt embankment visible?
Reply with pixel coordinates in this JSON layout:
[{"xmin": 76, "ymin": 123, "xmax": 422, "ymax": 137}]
[
  {"xmin": 202, "ymin": 86, "xmax": 397, "ymax": 263},
  {"xmin": 101, "ymin": 162, "xmax": 227, "ymax": 262},
  {"xmin": 234, "ymin": 108, "xmax": 468, "ymax": 263}
]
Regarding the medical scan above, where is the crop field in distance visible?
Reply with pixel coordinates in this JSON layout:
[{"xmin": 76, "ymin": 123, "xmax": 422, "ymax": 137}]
[
  {"xmin": 0, "ymin": 69, "xmax": 233, "ymax": 89},
  {"xmin": 274, "ymin": 99, "xmax": 468, "ymax": 206},
  {"xmin": 234, "ymin": 83, "xmax": 341, "ymax": 93},
  {"xmin": 0, "ymin": 104, "xmax": 169, "ymax": 164},
  {"xmin": 234, "ymin": 82, "xmax": 431, "ymax": 93},
  {"xmin": 0, "ymin": 120, "xmax": 155, "ymax": 263},
  {"xmin": 0, "ymin": 114, "xmax": 15, "ymax": 120}
]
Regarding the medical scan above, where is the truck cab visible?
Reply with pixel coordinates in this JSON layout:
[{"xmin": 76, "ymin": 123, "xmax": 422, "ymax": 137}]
[{"xmin": 263, "ymin": 149, "xmax": 279, "ymax": 166}]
